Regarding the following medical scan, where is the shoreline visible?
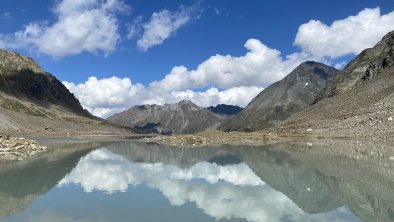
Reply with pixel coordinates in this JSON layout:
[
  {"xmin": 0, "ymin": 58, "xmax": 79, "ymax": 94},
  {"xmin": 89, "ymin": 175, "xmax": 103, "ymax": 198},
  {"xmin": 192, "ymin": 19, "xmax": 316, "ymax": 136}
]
[
  {"xmin": 0, "ymin": 131, "xmax": 394, "ymax": 162},
  {"xmin": 2, "ymin": 128, "xmax": 394, "ymax": 147}
]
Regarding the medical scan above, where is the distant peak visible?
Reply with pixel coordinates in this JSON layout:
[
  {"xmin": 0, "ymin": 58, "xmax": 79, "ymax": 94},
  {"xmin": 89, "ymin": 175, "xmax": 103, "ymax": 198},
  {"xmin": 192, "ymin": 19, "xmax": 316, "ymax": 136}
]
[
  {"xmin": 177, "ymin": 100, "xmax": 197, "ymax": 106},
  {"xmin": 303, "ymin": 61, "xmax": 319, "ymax": 65},
  {"xmin": 297, "ymin": 61, "xmax": 331, "ymax": 69}
]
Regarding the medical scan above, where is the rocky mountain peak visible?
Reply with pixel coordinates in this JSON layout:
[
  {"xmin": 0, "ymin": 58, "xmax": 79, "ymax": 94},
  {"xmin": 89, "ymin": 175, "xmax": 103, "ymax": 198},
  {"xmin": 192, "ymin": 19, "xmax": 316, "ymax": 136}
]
[
  {"xmin": 177, "ymin": 100, "xmax": 200, "ymax": 109},
  {"xmin": 219, "ymin": 61, "xmax": 339, "ymax": 132},
  {"xmin": 315, "ymin": 29, "xmax": 394, "ymax": 102},
  {"xmin": 177, "ymin": 100, "xmax": 196, "ymax": 106},
  {"xmin": 0, "ymin": 50, "xmax": 44, "ymax": 74},
  {"xmin": 293, "ymin": 61, "xmax": 338, "ymax": 80},
  {"xmin": 107, "ymin": 101, "xmax": 225, "ymax": 135}
]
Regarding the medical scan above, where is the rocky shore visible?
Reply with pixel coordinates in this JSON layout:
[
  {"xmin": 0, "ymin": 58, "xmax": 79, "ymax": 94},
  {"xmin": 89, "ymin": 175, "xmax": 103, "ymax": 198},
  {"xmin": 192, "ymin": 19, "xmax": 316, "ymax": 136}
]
[
  {"xmin": 0, "ymin": 135, "xmax": 47, "ymax": 161},
  {"xmin": 141, "ymin": 130, "xmax": 279, "ymax": 147}
]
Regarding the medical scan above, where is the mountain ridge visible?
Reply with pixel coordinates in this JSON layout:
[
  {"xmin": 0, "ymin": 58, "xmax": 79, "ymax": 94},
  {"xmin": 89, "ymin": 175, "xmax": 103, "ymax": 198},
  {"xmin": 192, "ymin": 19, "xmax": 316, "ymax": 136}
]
[
  {"xmin": 219, "ymin": 61, "xmax": 340, "ymax": 132},
  {"xmin": 107, "ymin": 100, "xmax": 226, "ymax": 134}
]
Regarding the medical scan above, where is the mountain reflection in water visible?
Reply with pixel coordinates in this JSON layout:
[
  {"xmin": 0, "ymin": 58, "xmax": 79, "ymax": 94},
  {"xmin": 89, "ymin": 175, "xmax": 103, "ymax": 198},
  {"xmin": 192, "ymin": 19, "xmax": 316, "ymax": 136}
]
[{"xmin": 0, "ymin": 141, "xmax": 393, "ymax": 222}]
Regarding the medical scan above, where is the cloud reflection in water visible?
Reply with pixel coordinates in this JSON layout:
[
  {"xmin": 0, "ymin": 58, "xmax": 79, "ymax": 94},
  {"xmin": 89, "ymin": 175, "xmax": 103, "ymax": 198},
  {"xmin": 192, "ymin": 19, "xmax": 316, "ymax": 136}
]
[{"xmin": 58, "ymin": 148, "xmax": 356, "ymax": 222}]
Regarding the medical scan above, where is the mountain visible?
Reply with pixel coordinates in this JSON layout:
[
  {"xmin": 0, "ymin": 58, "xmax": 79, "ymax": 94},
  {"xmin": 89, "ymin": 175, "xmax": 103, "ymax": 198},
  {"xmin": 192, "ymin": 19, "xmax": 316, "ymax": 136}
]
[
  {"xmin": 107, "ymin": 100, "xmax": 226, "ymax": 134},
  {"xmin": 0, "ymin": 49, "xmax": 134, "ymax": 134},
  {"xmin": 207, "ymin": 104, "xmax": 243, "ymax": 116},
  {"xmin": 315, "ymin": 30, "xmax": 394, "ymax": 102},
  {"xmin": 219, "ymin": 61, "xmax": 339, "ymax": 132},
  {"xmin": 0, "ymin": 50, "xmax": 89, "ymax": 116},
  {"xmin": 279, "ymin": 30, "xmax": 394, "ymax": 140}
]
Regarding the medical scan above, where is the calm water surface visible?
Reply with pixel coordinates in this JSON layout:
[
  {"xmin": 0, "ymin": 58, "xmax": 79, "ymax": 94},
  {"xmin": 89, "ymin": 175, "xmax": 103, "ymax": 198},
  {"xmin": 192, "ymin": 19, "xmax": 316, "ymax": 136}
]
[{"xmin": 0, "ymin": 140, "xmax": 393, "ymax": 222}]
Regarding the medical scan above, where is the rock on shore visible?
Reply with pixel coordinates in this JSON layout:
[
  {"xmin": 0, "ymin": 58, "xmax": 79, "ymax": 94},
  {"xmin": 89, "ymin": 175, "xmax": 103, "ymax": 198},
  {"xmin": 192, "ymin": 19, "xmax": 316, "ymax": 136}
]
[
  {"xmin": 142, "ymin": 130, "xmax": 279, "ymax": 147},
  {"xmin": 0, "ymin": 135, "xmax": 47, "ymax": 160}
]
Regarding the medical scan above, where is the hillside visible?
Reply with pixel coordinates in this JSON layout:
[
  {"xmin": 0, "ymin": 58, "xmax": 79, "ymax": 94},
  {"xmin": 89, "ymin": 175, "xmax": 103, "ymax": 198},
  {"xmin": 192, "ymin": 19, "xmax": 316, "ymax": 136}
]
[
  {"xmin": 279, "ymin": 30, "xmax": 394, "ymax": 140},
  {"xmin": 219, "ymin": 61, "xmax": 339, "ymax": 132},
  {"xmin": 107, "ymin": 100, "xmax": 226, "ymax": 134},
  {"xmin": 0, "ymin": 49, "xmax": 135, "ymax": 135}
]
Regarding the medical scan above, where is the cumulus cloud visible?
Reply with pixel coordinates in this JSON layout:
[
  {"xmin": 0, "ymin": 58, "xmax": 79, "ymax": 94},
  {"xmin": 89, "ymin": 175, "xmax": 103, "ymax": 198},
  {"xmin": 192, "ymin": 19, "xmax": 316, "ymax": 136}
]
[
  {"xmin": 151, "ymin": 39, "xmax": 308, "ymax": 90},
  {"xmin": 135, "ymin": 5, "xmax": 197, "ymax": 51},
  {"xmin": 294, "ymin": 7, "xmax": 394, "ymax": 59},
  {"xmin": 62, "ymin": 7, "xmax": 394, "ymax": 118},
  {"xmin": 169, "ymin": 86, "xmax": 263, "ymax": 108},
  {"xmin": 63, "ymin": 76, "xmax": 144, "ymax": 118},
  {"xmin": 0, "ymin": 0, "xmax": 129, "ymax": 58},
  {"xmin": 64, "ymin": 39, "xmax": 310, "ymax": 117}
]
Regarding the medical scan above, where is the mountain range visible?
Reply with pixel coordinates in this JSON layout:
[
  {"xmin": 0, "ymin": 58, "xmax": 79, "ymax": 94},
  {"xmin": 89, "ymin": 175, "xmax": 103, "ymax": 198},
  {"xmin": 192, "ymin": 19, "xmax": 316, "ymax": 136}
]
[
  {"xmin": 1, "ymin": 30, "xmax": 394, "ymax": 139},
  {"xmin": 107, "ymin": 62, "xmax": 339, "ymax": 135},
  {"xmin": 107, "ymin": 100, "xmax": 226, "ymax": 134}
]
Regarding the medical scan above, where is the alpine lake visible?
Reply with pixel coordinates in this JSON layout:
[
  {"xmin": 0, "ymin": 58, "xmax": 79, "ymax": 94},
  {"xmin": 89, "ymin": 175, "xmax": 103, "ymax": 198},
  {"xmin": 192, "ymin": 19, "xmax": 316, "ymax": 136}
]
[{"xmin": 0, "ymin": 138, "xmax": 393, "ymax": 222}]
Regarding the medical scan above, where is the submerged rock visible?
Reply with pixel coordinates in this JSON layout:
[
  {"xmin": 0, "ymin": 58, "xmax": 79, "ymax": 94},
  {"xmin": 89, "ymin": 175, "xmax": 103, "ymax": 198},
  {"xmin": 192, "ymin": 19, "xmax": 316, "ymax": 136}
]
[{"xmin": 0, "ymin": 136, "xmax": 47, "ymax": 161}]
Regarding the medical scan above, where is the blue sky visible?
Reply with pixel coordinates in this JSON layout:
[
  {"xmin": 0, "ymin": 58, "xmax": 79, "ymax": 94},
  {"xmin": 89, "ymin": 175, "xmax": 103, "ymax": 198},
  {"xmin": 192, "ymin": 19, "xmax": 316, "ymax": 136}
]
[{"xmin": 1, "ymin": 0, "xmax": 394, "ymax": 117}]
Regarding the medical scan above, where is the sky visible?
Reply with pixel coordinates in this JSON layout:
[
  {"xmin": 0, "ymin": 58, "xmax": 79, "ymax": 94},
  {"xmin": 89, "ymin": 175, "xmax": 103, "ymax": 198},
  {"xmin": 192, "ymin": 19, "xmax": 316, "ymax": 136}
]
[{"xmin": 1, "ymin": 0, "xmax": 394, "ymax": 118}]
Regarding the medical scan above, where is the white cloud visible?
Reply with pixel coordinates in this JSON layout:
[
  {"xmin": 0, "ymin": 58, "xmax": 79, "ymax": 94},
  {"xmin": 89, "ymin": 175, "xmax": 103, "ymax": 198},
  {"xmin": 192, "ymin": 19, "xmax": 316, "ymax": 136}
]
[
  {"xmin": 150, "ymin": 39, "xmax": 309, "ymax": 90},
  {"xmin": 63, "ymin": 76, "xmax": 144, "ymax": 118},
  {"xmin": 294, "ymin": 7, "xmax": 394, "ymax": 59},
  {"xmin": 0, "ymin": 0, "xmax": 129, "ymax": 58},
  {"xmin": 63, "ymin": 7, "xmax": 394, "ymax": 118},
  {"xmin": 136, "ymin": 6, "xmax": 196, "ymax": 51},
  {"xmin": 170, "ymin": 86, "xmax": 263, "ymax": 108},
  {"xmin": 64, "ymin": 38, "xmax": 309, "ymax": 118}
]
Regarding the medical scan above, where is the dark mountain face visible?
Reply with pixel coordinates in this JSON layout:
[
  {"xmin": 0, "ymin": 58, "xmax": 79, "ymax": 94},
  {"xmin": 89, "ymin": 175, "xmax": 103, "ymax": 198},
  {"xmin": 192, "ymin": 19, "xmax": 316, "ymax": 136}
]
[
  {"xmin": 315, "ymin": 30, "xmax": 394, "ymax": 102},
  {"xmin": 107, "ymin": 100, "xmax": 226, "ymax": 135},
  {"xmin": 0, "ymin": 49, "xmax": 89, "ymax": 116},
  {"xmin": 219, "ymin": 61, "xmax": 340, "ymax": 132},
  {"xmin": 207, "ymin": 104, "xmax": 243, "ymax": 116}
]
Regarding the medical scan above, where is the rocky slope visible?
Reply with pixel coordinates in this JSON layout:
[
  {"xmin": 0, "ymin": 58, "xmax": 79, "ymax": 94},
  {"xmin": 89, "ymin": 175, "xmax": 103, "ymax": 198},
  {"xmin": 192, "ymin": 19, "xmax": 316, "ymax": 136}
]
[
  {"xmin": 279, "ymin": 30, "xmax": 394, "ymax": 140},
  {"xmin": 207, "ymin": 104, "xmax": 243, "ymax": 116},
  {"xmin": 0, "ymin": 50, "xmax": 89, "ymax": 116},
  {"xmin": 219, "ymin": 61, "xmax": 339, "ymax": 132},
  {"xmin": 0, "ymin": 49, "xmax": 135, "ymax": 135},
  {"xmin": 315, "ymin": 30, "xmax": 394, "ymax": 102},
  {"xmin": 107, "ymin": 100, "xmax": 226, "ymax": 134}
]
